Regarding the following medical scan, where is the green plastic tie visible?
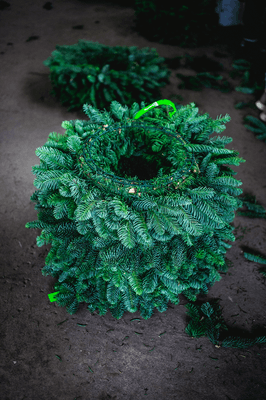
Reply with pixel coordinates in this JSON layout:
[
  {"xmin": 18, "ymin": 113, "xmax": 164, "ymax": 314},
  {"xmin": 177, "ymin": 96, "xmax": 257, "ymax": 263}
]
[
  {"xmin": 133, "ymin": 99, "xmax": 177, "ymax": 120},
  {"xmin": 48, "ymin": 292, "xmax": 60, "ymax": 302}
]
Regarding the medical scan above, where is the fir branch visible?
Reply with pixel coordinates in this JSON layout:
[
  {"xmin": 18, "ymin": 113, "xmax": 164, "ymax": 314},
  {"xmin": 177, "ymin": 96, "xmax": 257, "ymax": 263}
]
[
  {"xmin": 244, "ymin": 116, "xmax": 266, "ymax": 143},
  {"xmin": 185, "ymin": 301, "xmax": 266, "ymax": 349},
  {"xmin": 237, "ymin": 195, "xmax": 266, "ymax": 219},
  {"xmin": 117, "ymin": 220, "xmax": 136, "ymax": 249},
  {"xmin": 244, "ymin": 252, "xmax": 266, "ymax": 265}
]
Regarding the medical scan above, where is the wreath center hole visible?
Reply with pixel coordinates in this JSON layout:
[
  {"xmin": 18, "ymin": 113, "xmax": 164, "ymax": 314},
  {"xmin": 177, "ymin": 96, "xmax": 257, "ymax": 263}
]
[
  {"xmin": 114, "ymin": 128, "xmax": 174, "ymax": 180},
  {"xmin": 117, "ymin": 154, "xmax": 164, "ymax": 180}
]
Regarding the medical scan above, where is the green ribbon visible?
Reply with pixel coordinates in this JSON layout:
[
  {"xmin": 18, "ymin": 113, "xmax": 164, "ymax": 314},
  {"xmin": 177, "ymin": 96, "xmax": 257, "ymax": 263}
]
[
  {"xmin": 133, "ymin": 99, "xmax": 177, "ymax": 120},
  {"xmin": 48, "ymin": 292, "xmax": 60, "ymax": 302}
]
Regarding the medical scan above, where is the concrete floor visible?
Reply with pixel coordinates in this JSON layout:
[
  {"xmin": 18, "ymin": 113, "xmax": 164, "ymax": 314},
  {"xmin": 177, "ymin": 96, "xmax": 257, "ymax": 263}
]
[{"xmin": 1, "ymin": 1, "xmax": 266, "ymax": 399}]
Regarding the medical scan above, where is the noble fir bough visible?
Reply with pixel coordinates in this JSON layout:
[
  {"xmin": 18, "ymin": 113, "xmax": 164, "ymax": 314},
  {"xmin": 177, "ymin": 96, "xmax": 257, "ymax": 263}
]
[
  {"xmin": 43, "ymin": 40, "xmax": 170, "ymax": 111},
  {"xmin": 26, "ymin": 100, "xmax": 245, "ymax": 319}
]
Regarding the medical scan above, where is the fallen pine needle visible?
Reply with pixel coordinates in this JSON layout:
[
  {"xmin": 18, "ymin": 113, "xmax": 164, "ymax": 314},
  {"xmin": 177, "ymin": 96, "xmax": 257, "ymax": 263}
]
[{"xmin": 57, "ymin": 319, "xmax": 68, "ymax": 325}]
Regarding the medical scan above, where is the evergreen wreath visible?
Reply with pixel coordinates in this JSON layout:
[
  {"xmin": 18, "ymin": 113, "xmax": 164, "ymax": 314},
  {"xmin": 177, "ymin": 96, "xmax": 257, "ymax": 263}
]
[
  {"xmin": 26, "ymin": 100, "xmax": 245, "ymax": 319},
  {"xmin": 43, "ymin": 40, "xmax": 170, "ymax": 110}
]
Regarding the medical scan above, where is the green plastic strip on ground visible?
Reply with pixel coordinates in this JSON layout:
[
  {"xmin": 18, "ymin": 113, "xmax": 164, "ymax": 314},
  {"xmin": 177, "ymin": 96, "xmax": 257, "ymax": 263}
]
[{"xmin": 48, "ymin": 292, "xmax": 60, "ymax": 302}]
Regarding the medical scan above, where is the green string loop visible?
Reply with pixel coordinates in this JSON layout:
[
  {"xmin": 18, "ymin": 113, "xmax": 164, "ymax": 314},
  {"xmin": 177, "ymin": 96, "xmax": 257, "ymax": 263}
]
[{"xmin": 133, "ymin": 99, "xmax": 177, "ymax": 120}]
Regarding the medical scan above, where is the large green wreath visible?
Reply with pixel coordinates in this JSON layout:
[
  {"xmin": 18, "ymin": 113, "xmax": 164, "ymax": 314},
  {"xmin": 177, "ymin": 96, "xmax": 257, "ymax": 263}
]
[{"xmin": 26, "ymin": 100, "xmax": 245, "ymax": 319}]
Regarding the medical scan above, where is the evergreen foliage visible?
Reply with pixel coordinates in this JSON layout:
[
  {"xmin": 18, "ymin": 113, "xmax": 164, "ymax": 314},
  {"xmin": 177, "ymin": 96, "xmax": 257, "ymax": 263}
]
[
  {"xmin": 173, "ymin": 56, "xmax": 264, "ymax": 98},
  {"xmin": 244, "ymin": 252, "xmax": 266, "ymax": 277},
  {"xmin": 133, "ymin": 0, "xmax": 221, "ymax": 47},
  {"xmin": 176, "ymin": 72, "xmax": 232, "ymax": 93},
  {"xmin": 175, "ymin": 57, "xmax": 264, "ymax": 95},
  {"xmin": 232, "ymin": 59, "xmax": 264, "ymax": 95},
  {"xmin": 237, "ymin": 194, "xmax": 266, "ymax": 218},
  {"xmin": 182, "ymin": 54, "xmax": 224, "ymax": 73},
  {"xmin": 43, "ymin": 41, "xmax": 170, "ymax": 110},
  {"xmin": 26, "ymin": 100, "xmax": 245, "ymax": 319},
  {"xmin": 185, "ymin": 301, "xmax": 266, "ymax": 348},
  {"xmin": 244, "ymin": 252, "xmax": 266, "ymax": 265},
  {"xmin": 244, "ymin": 116, "xmax": 266, "ymax": 143}
]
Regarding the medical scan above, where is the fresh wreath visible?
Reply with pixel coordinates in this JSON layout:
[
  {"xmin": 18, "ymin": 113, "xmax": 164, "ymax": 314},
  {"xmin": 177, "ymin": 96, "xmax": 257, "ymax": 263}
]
[
  {"xmin": 43, "ymin": 40, "xmax": 170, "ymax": 110},
  {"xmin": 26, "ymin": 99, "xmax": 245, "ymax": 319}
]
